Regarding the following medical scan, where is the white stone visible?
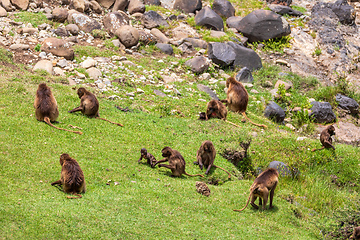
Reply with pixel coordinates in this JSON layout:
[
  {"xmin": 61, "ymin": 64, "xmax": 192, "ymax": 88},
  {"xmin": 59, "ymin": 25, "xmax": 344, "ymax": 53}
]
[
  {"xmin": 33, "ymin": 60, "xmax": 53, "ymax": 75},
  {"xmin": 81, "ymin": 58, "xmax": 96, "ymax": 69}
]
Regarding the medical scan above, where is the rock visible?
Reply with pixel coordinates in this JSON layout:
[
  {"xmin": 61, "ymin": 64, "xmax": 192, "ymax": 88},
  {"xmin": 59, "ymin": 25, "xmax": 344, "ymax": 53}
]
[
  {"xmin": 196, "ymin": 181, "xmax": 211, "ymax": 197},
  {"xmin": 0, "ymin": 5, "xmax": 6, "ymax": 17},
  {"xmin": 212, "ymin": 0, "xmax": 235, "ymax": 18},
  {"xmin": 65, "ymin": 24, "xmax": 79, "ymax": 35},
  {"xmin": 70, "ymin": 0, "xmax": 85, "ymax": 12},
  {"xmin": 285, "ymin": 123, "xmax": 295, "ymax": 130},
  {"xmin": 183, "ymin": 38, "xmax": 206, "ymax": 49},
  {"xmin": 128, "ymin": 0, "xmax": 145, "ymax": 14},
  {"xmin": 150, "ymin": 28, "xmax": 169, "ymax": 43},
  {"xmin": 268, "ymin": 4, "xmax": 303, "ymax": 17},
  {"xmin": 336, "ymin": 94, "xmax": 359, "ymax": 114},
  {"xmin": 235, "ymin": 67, "xmax": 253, "ymax": 83},
  {"xmin": 9, "ymin": 44, "xmax": 29, "ymax": 50},
  {"xmin": 68, "ymin": 10, "xmax": 101, "ymax": 33},
  {"xmin": 138, "ymin": 30, "xmax": 157, "ymax": 45},
  {"xmin": 210, "ymin": 30, "xmax": 226, "ymax": 38},
  {"xmin": 266, "ymin": 0, "xmax": 291, "ymax": 6},
  {"xmin": 10, "ymin": 0, "xmax": 28, "ymax": 10},
  {"xmin": 174, "ymin": 0, "xmax": 201, "ymax": 14},
  {"xmin": 236, "ymin": 10, "xmax": 291, "ymax": 42},
  {"xmin": 113, "ymin": 0, "xmax": 128, "ymax": 11},
  {"xmin": 195, "ymin": 6, "xmax": 224, "ymax": 31},
  {"xmin": 81, "ymin": 58, "xmax": 96, "ymax": 68},
  {"xmin": 103, "ymin": 11, "xmax": 129, "ymax": 35},
  {"xmin": 154, "ymin": 90, "xmax": 167, "ymax": 97},
  {"xmin": 227, "ymin": 42, "xmax": 262, "ymax": 70},
  {"xmin": 155, "ymin": 43, "xmax": 173, "ymax": 55},
  {"xmin": 185, "ymin": 56, "xmax": 209, "ymax": 74},
  {"xmin": 52, "ymin": 8, "xmax": 69, "ymax": 22},
  {"xmin": 57, "ymin": 59, "xmax": 68, "ymax": 68},
  {"xmin": 1, "ymin": 0, "xmax": 13, "ymax": 11},
  {"xmin": 141, "ymin": 10, "xmax": 169, "ymax": 29},
  {"xmin": 197, "ymin": 84, "xmax": 219, "ymax": 100},
  {"xmin": 18, "ymin": 28, "xmax": 38, "ymax": 35},
  {"xmin": 264, "ymin": 101, "xmax": 285, "ymax": 123},
  {"xmin": 331, "ymin": 0, "xmax": 355, "ymax": 25},
  {"xmin": 226, "ymin": 16, "xmax": 243, "ymax": 29},
  {"xmin": 97, "ymin": 0, "xmax": 115, "ymax": 8},
  {"xmin": 33, "ymin": 60, "xmax": 53, "ymax": 75},
  {"xmin": 333, "ymin": 121, "xmax": 360, "ymax": 145},
  {"xmin": 274, "ymin": 80, "xmax": 292, "ymax": 90},
  {"xmin": 309, "ymin": 101, "xmax": 336, "ymax": 123},
  {"xmin": 86, "ymin": 67, "xmax": 102, "ymax": 79},
  {"xmin": 178, "ymin": 42, "xmax": 194, "ymax": 54},
  {"xmin": 53, "ymin": 67, "xmax": 65, "ymax": 76},
  {"xmin": 89, "ymin": 0, "xmax": 102, "ymax": 13},
  {"xmin": 268, "ymin": 161, "xmax": 292, "ymax": 177},
  {"xmin": 208, "ymin": 42, "xmax": 235, "ymax": 67},
  {"xmin": 54, "ymin": 27, "xmax": 69, "ymax": 37},
  {"xmin": 115, "ymin": 25, "xmax": 139, "ymax": 48},
  {"xmin": 41, "ymin": 38, "xmax": 74, "ymax": 60},
  {"xmin": 144, "ymin": 0, "xmax": 160, "ymax": 5},
  {"xmin": 171, "ymin": 22, "xmax": 200, "ymax": 40}
]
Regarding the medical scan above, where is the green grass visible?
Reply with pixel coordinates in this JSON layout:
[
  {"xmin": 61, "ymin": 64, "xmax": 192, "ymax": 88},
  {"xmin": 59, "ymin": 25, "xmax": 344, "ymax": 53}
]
[
  {"xmin": 1, "ymin": 46, "xmax": 360, "ymax": 240},
  {"xmin": 13, "ymin": 12, "xmax": 54, "ymax": 28}
]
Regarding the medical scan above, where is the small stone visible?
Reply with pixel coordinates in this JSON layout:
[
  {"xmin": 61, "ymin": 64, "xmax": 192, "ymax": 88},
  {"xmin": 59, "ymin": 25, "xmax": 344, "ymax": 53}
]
[
  {"xmin": 136, "ymin": 88, "xmax": 144, "ymax": 93},
  {"xmin": 126, "ymin": 92, "xmax": 135, "ymax": 97}
]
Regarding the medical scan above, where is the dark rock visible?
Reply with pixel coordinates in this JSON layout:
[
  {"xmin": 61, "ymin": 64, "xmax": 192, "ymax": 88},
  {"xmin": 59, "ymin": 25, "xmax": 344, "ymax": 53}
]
[
  {"xmin": 212, "ymin": 0, "xmax": 235, "ymax": 19},
  {"xmin": 336, "ymin": 94, "xmax": 359, "ymax": 114},
  {"xmin": 144, "ymin": 0, "xmax": 160, "ymax": 5},
  {"xmin": 264, "ymin": 101, "xmax": 285, "ymax": 123},
  {"xmin": 268, "ymin": 161, "xmax": 295, "ymax": 177},
  {"xmin": 197, "ymin": 84, "xmax": 219, "ymax": 100},
  {"xmin": 236, "ymin": 9, "xmax": 291, "ymax": 42},
  {"xmin": 185, "ymin": 56, "xmax": 209, "ymax": 74},
  {"xmin": 155, "ymin": 43, "xmax": 173, "ymax": 55},
  {"xmin": 68, "ymin": 10, "xmax": 101, "ymax": 33},
  {"xmin": 168, "ymin": 14, "xmax": 177, "ymax": 21},
  {"xmin": 235, "ymin": 67, "xmax": 253, "ymax": 83},
  {"xmin": 184, "ymin": 38, "xmax": 207, "ymax": 49},
  {"xmin": 178, "ymin": 42, "xmax": 194, "ymax": 54},
  {"xmin": 54, "ymin": 27, "xmax": 69, "ymax": 37},
  {"xmin": 266, "ymin": 0, "xmax": 291, "ymax": 7},
  {"xmin": 208, "ymin": 42, "xmax": 236, "ymax": 67},
  {"xmin": 309, "ymin": 101, "xmax": 336, "ymax": 123},
  {"xmin": 331, "ymin": 0, "xmax": 355, "ymax": 25},
  {"xmin": 141, "ymin": 10, "xmax": 169, "ymax": 29},
  {"xmin": 113, "ymin": 0, "xmax": 128, "ymax": 11},
  {"xmin": 195, "ymin": 6, "xmax": 224, "ymax": 31},
  {"xmin": 173, "ymin": 0, "xmax": 201, "ymax": 14},
  {"xmin": 227, "ymin": 42, "xmax": 262, "ymax": 71},
  {"xmin": 226, "ymin": 16, "xmax": 243, "ymax": 29},
  {"xmin": 268, "ymin": 4, "xmax": 303, "ymax": 16},
  {"xmin": 103, "ymin": 11, "xmax": 129, "ymax": 35}
]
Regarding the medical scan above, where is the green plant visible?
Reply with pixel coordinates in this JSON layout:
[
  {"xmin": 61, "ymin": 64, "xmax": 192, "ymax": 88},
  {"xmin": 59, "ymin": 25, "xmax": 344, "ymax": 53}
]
[
  {"xmin": 91, "ymin": 29, "xmax": 107, "ymax": 40},
  {"xmin": 333, "ymin": 44, "xmax": 340, "ymax": 51},
  {"xmin": 252, "ymin": 36, "xmax": 292, "ymax": 54},
  {"xmin": 34, "ymin": 44, "xmax": 41, "ymax": 52},
  {"xmin": 292, "ymin": 5, "xmax": 308, "ymax": 13},
  {"xmin": 313, "ymin": 46, "xmax": 322, "ymax": 56},
  {"xmin": 310, "ymin": 31, "xmax": 316, "ymax": 39}
]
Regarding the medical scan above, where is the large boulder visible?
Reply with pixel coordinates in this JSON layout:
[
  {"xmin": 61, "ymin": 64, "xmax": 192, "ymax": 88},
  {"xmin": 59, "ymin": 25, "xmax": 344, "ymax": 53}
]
[
  {"xmin": 10, "ymin": 0, "xmax": 28, "ymax": 10},
  {"xmin": 264, "ymin": 101, "xmax": 285, "ymax": 123},
  {"xmin": 336, "ymin": 94, "xmax": 359, "ymax": 114},
  {"xmin": 268, "ymin": 4, "xmax": 303, "ymax": 16},
  {"xmin": 141, "ymin": 11, "xmax": 169, "ymax": 29},
  {"xmin": 309, "ymin": 101, "xmax": 336, "ymax": 123},
  {"xmin": 331, "ymin": 0, "xmax": 355, "ymax": 25},
  {"xmin": 68, "ymin": 10, "xmax": 101, "ymax": 33},
  {"xmin": 41, "ymin": 38, "xmax": 74, "ymax": 60},
  {"xmin": 173, "ymin": 0, "xmax": 201, "ymax": 14},
  {"xmin": 212, "ymin": 0, "xmax": 235, "ymax": 19},
  {"xmin": 185, "ymin": 56, "xmax": 209, "ymax": 74},
  {"xmin": 268, "ymin": 161, "xmax": 292, "ymax": 177},
  {"xmin": 70, "ymin": 0, "xmax": 85, "ymax": 12},
  {"xmin": 208, "ymin": 42, "xmax": 236, "ymax": 67},
  {"xmin": 155, "ymin": 43, "xmax": 173, "ymax": 55},
  {"xmin": 226, "ymin": 42, "xmax": 262, "ymax": 70},
  {"xmin": 52, "ymin": 8, "xmax": 69, "ymax": 23},
  {"xmin": 103, "ymin": 11, "xmax": 129, "ymax": 35},
  {"xmin": 1, "ymin": 0, "xmax": 13, "ymax": 11},
  {"xmin": 128, "ymin": 0, "xmax": 145, "ymax": 14},
  {"xmin": 96, "ymin": 0, "xmax": 115, "ymax": 8},
  {"xmin": 115, "ymin": 25, "xmax": 139, "ymax": 48},
  {"xmin": 236, "ymin": 9, "xmax": 291, "ymax": 42},
  {"xmin": 195, "ymin": 6, "xmax": 224, "ymax": 31},
  {"xmin": 226, "ymin": 16, "xmax": 243, "ymax": 29}
]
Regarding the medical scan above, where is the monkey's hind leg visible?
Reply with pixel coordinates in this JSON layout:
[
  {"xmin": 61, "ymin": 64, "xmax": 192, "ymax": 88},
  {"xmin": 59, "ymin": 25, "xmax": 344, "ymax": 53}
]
[{"xmin": 68, "ymin": 106, "xmax": 83, "ymax": 113}]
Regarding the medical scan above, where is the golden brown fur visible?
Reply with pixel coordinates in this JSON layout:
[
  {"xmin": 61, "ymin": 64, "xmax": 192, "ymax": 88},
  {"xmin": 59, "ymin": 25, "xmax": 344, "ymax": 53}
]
[
  {"xmin": 51, "ymin": 153, "xmax": 86, "ymax": 199},
  {"xmin": 205, "ymin": 99, "xmax": 242, "ymax": 128},
  {"xmin": 153, "ymin": 147, "xmax": 204, "ymax": 178},
  {"xmin": 312, "ymin": 125, "xmax": 335, "ymax": 151},
  {"xmin": 34, "ymin": 83, "xmax": 82, "ymax": 134},
  {"xmin": 221, "ymin": 77, "xmax": 267, "ymax": 128},
  {"xmin": 195, "ymin": 141, "xmax": 231, "ymax": 178},
  {"xmin": 234, "ymin": 168, "xmax": 278, "ymax": 212},
  {"xmin": 138, "ymin": 148, "xmax": 157, "ymax": 167},
  {"xmin": 351, "ymin": 226, "xmax": 360, "ymax": 239},
  {"xmin": 68, "ymin": 87, "xmax": 123, "ymax": 126}
]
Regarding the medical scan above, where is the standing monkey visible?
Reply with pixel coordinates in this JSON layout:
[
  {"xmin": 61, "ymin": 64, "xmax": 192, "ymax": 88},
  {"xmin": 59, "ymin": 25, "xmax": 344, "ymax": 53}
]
[
  {"xmin": 68, "ymin": 87, "xmax": 123, "ymax": 126},
  {"xmin": 234, "ymin": 168, "xmax": 278, "ymax": 212},
  {"xmin": 194, "ymin": 141, "xmax": 231, "ymax": 178},
  {"xmin": 51, "ymin": 153, "xmax": 86, "ymax": 199},
  {"xmin": 312, "ymin": 125, "xmax": 335, "ymax": 151},
  {"xmin": 221, "ymin": 77, "xmax": 267, "ymax": 128},
  {"xmin": 34, "ymin": 83, "xmax": 82, "ymax": 134},
  {"xmin": 138, "ymin": 148, "xmax": 157, "ymax": 167}
]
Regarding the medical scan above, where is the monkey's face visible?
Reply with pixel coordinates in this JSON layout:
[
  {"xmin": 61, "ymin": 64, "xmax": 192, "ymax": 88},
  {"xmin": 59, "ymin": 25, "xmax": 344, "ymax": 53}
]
[
  {"xmin": 161, "ymin": 147, "xmax": 172, "ymax": 157},
  {"xmin": 60, "ymin": 153, "xmax": 69, "ymax": 166},
  {"xmin": 203, "ymin": 142, "xmax": 212, "ymax": 152},
  {"xmin": 77, "ymin": 88, "xmax": 85, "ymax": 98},
  {"xmin": 328, "ymin": 125, "xmax": 335, "ymax": 136}
]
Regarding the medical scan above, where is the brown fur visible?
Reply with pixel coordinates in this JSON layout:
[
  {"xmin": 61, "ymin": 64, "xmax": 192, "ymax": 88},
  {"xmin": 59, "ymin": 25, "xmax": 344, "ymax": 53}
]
[
  {"xmin": 351, "ymin": 227, "xmax": 360, "ymax": 239},
  {"xmin": 194, "ymin": 141, "xmax": 231, "ymax": 178},
  {"xmin": 138, "ymin": 148, "xmax": 157, "ymax": 167},
  {"xmin": 234, "ymin": 168, "xmax": 278, "ymax": 212},
  {"xmin": 205, "ymin": 99, "xmax": 242, "ymax": 128},
  {"xmin": 221, "ymin": 77, "xmax": 267, "ymax": 128},
  {"xmin": 311, "ymin": 125, "xmax": 335, "ymax": 152},
  {"xmin": 51, "ymin": 153, "xmax": 86, "ymax": 199},
  {"xmin": 34, "ymin": 83, "xmax": 82, "ymax": 134},
  {"xmin": 68, "ymin": 87, "xmax": 123, "ymax": 126},
  {"xmin": 153, "ymin": 147, "xmax": 204, "ymax": 178},
  {"xmin": 196, "ymin": 181, "xmax": 211, "ymax": 197}
]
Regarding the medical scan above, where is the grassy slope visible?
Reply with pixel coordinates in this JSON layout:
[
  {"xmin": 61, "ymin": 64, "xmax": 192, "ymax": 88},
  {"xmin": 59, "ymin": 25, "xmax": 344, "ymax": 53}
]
[{"xmin": 0, "ymin": 45, "xmax": 359, "ymax": 240}]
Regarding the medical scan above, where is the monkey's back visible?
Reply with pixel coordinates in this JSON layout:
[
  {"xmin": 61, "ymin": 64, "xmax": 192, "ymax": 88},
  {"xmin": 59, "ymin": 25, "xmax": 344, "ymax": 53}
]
[
  {"xmin": 81, "ymin": 93, "xmax": 99, "ymax": 117},
  {"xmin": 254, "ymin": 168, "xmax": 278, "ymax": 189},
  {"xmin": 227, "ymin": 83, "xmax": 248, "ymax": 113},
  {"xmin": 320, "ymin": 128, "xmax": 334, "ymax": 148},
  {"xmin": 61, "ymin": 160, "xmax": 86, "ymax": 193},
  {"xmin": 34, "ymin": 89, "xmax": 59, "ymax": 122},
  {"xmin": 169, "ymin": 151, "xmax": 186, "ymax": 177},
  {"xmin": 200, "ymin": 142, "xmax": 216, "ymax": 167}
]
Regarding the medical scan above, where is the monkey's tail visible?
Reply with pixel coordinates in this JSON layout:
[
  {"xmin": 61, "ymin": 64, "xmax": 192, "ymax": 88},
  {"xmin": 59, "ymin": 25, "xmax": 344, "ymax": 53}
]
[
  {"xmin": 66, "ymin": 193, "xmax": 82, "ymax": 199},
  {"xmin": 241, "ymin": 112, "xmax": 267, "ymax": 129},
  {"xmin": 213, "ymin": 165, "xmax": 231, "ymax": 179},
  {"xmin": 96, "ymin": 117, "xmax": 124, "ymax": 127},
  {"xmin": 225, "ymin": 120, "xmax": 242, "ymax": 128},
  {"xmin": 184, "ymin": 172, "xmax": 204, "ymax": 178},
  {"xmin": 44, "ymin": 117, "xmax": 83, "ymax": 135},
  {"xmin": 311, "ymin": 146, "xmax": 325, "ymax": 152},
  {"xmin": 233, "ymin": 192, "xmax": 252, "ymax": 212}
]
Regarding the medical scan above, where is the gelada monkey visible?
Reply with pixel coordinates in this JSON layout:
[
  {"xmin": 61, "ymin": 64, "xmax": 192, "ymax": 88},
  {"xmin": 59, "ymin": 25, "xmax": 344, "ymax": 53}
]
[
  {"xmin": 350, "ymin": 226, "xmax": 360, "ymax": 239},
  {"xmin": 194, "ymin": 141, "xmax": 231, "ymax": 179},
  {"xmin": 153, "ymin": 147, "xmax": 204, "ymax": 178},
  {"xmin": 51, "ymin": 153, "xmax": 86, "ymax": 199},
  {"xmin": 234, "ymin": 168, "xmax": 278, "ymax": 212},
  {"xmin": 34, "ymin": 83, "xmax": 82, "ymax": 134},
  {"xmin": 311, "ymin": 125, "xmax": 335, "ymax": 152},
  {"xmin": 205, "ymin": 99, "xmax": 242, "ymax": 128},
  {"xmin": 138, "ymin": 148, "xmax": 157, "ymax": 167},
  {"xmin": 221, "ymin": 77, "xmax": 267, "ymax": 128},
  {"xmin": 68, "ymin": 87, "xmax": 123, "ymax": 126}
]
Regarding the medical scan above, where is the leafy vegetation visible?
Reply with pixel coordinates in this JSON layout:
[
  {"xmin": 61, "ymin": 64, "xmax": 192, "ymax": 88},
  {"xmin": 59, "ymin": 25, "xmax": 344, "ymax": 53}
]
[{"xmin": 13, "ymin": 12, "xmax": 54, "ymax": 28}]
